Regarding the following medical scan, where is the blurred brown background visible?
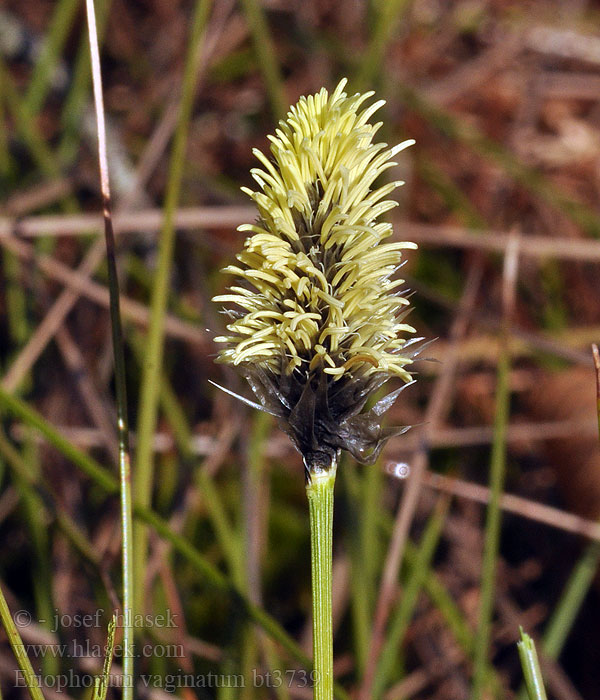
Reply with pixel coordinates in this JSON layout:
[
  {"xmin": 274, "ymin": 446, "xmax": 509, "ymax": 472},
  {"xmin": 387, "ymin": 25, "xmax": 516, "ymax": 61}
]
[{"xmin": 2, "ymin": 1, "xmax": 600, "ymax": 698}]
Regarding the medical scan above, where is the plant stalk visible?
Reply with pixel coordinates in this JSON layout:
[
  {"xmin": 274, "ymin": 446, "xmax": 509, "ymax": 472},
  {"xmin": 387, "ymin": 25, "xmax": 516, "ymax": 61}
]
[
  {"xmin": 133, "ymin": 0, "xmax": 210, "ymax": 616},
  {"xmin": 517, "ymin": 628, "xmax": 548, "ymax": 700},
  {"xmin": 0, "ymin": 584, "xmax": 45, "ymax": 700},
  {"xmin": 470, "ymin": 235, "xmax": 517, "ymax": 700},
  {"xmin": 306, "ymin": 463, "xmax": 337, "ymax": 700},
  {"xmin": 84, "ymin": 1, "xmax": 134, "ymax": 696}
]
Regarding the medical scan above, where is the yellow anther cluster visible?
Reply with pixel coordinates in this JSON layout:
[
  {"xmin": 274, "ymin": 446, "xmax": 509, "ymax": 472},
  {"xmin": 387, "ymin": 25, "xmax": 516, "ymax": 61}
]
[{"xmin": 214, "ymin": 79, "xmax": 416, "ymax": 382}]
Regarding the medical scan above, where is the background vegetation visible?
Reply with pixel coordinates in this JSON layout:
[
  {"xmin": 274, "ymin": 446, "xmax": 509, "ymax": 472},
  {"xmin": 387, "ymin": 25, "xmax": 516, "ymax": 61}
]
[{"xmin": 1, "ymin": 0, "xmax": 600, "ymax": 698}]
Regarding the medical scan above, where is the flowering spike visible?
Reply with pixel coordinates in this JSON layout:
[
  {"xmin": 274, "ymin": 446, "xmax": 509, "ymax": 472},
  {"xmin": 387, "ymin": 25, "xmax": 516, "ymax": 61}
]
[{"xmin": 213, "ymin": 80, "xmax": 420, "ymax": 475}]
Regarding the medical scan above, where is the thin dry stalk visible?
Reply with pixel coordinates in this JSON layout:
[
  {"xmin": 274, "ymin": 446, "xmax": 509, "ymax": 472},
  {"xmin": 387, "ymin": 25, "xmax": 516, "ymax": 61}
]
[
  {"xmin": 0, "ymin": 235, "xmax": 208, "ymax": 347},
  {"xmin": 0, "ymin": 207, "xmax": 255, "ymax": 238},
  {"xmin": 0, "ymin": 6, "xmax": 236, "ymax": 393},
  {"xmin": 3, "ymin": 178, "xmax": 73, "ymax": 216},
  {"xmin": 84, "ymin": 0, "xmax": 134, "ymax": 695},
  {"xmin": 1, "ymin": 238, "xmax": 107, "ymax": 392},
  {"xmin": 3, "ymin": 213, "xmax": 600, "ymax": 262},
  {"xmin": 421, "ymin": 471, "xmax": 600, "ymax": 542}
]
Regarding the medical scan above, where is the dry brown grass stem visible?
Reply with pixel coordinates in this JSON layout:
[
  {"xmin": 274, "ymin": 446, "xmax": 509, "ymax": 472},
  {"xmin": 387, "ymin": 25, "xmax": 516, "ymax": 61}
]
[
  {"xmin": 0, "ymin": 235, "xmax": 208, "ymax": 360},
  {"xmin": 421, "ymin": 471, "xmax": 600, "ymax": 542},
  {"xmin": 16, "ymin": 414, "xmax": 599, "ymax": 455},
  {"xmin": 2, "ymin": 178, "xmax": 74, "ymax": 217},
  {"xmin": 2, "ymin": 211, "xmax": 600, "ymax": 262},
  {"xmin": 1, "ymin": 238, "xmax": 108, "ymax": 392},
  {"xmin": 0, "ymin": 207, "xmax": 255, "ymax": 238}
]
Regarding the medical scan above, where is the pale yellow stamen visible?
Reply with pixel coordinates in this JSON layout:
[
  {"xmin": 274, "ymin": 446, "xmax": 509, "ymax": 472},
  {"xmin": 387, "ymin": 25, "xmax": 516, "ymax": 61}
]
[{"xmin": 214, "ymin": 79, "xmax": 416, "ymax": 383}]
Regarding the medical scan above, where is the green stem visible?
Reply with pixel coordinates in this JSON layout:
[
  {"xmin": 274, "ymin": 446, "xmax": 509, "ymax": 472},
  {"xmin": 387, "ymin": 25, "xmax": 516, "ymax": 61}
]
[
  {"xmin": 470, "ymin": 346, "xmax": 510, "ymax": 699},
  {"xmin": 373, "ymin": 497, "xmax": 449, "ymax": 699},
  {"xmin": 517, "ymin": 629, "xmax": 548, "ymax": 700},
  {"xmin": 306, "ymin": 464, "xmax": 337, "ymax": 700},
  {"xmin": 238, "ymin": 0, "xmax": 286, "ymax": 119},
  {"xmin": 353, "ymin": 0, "xmax": 411, "ymax": 92},
  {"xmin": 133, "ymin": 0, "xmax": 211, "ymax": 616},
  {"xmin": 24, "ymin": 0, "xmax": 80, "ymax": 115},
  {"xmin": 0, "ymin": 585, "xmax": 45, "ymax": 700}
]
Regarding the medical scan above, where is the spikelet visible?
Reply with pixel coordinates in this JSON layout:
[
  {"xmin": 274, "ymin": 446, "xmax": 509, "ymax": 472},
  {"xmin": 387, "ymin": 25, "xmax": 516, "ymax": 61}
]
[{"xmin": 214, "ymin": 79, "xmax": 420, "ymax": 476}]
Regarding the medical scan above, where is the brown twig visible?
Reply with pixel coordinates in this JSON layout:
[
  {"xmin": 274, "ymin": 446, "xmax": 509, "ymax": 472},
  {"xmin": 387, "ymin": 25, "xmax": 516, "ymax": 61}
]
[
  {"xmin": 0, "ymin": 235, "xmax": 208, "ymax": 349},
  {"xmin": 2, "ymin": 212, "xmax": 600, "ymax": 262},
  {"xmin": 2, "ymin": 178, "xmax": 74, "ymax": 217},
  {"xmin": 14, "ymin": 412, "xmax": 600, "ymax": 457},
  {"xmin": 420, "ymin": 470, "xmax": 600, "ymax": 542},
  {"xmin": 0, "ymin": 207, "xmax": 255, "ymax": 238}
]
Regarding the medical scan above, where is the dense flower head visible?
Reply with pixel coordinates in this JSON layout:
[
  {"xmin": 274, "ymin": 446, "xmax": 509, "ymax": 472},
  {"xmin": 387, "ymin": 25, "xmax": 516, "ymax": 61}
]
[{"xmin": 214, "ymin": 79, "xmax": 421, "ymax": 475}]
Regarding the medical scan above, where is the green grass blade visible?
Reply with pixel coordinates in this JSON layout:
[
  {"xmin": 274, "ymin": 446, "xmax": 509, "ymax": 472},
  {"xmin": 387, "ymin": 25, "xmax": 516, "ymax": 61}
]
[
  {"xmin": 0, "ymin": 68, "xmax": 12, "ymax": 176},
  {"xmin": 238, "ymin": 0, "xmax": 286, "ymax": 119},
  {"xmin": 24, "ymin": 0, "xmax": 80, "ymax": 115},
  {"xmin": 0, "ymin": 426, "xmax": 102, "ymax": 570},
  {"xmin": 15, "ymin": 435, "xmax": 57, "ymax": 676},
  {"xmin": 132, "ymin": 328, "xmax": 247, "ymax": 586},
  {"xmin": 345, "ymin": 463, "xmax": 373, "ymax": 676},
  {"xmin": 133, "ymin": 0, "xmax": 212, "ymax": 615},
  {"xmin": 344, "ymin": 459, "xmax": 382, "ymax": 677},
  {"xmin": 0, "ymin": 584, "xmax": 45, "ymax": 700},
  {"xmin": 516, "ymin": 346, "xmax": 600, "ymax": 699},
  {"xmin": 373, "ymin": 497, "xmax": 449, "ymax": 699},
  {"xmin": 93, "ymin": 615, "xmax": 118, "ymax": 700},
  {"xmin": 0, "ymin": 61, "xmax": 64, "ymax": 180},
  {"xmin": 0, "ymin": 59, "xmax": 78, "ymax": 216},
  {"xmin": 415, "ymin": 155, "xmax": 486, "ymax": 229},
  {"xmin": 541, "ymin": 541, "xmax": 600, "ymax": 661},
  {"xmin": 197, "ymin": 468, "xmax": 245, "ymax": 586},
  {"xmin": 470, "ymin": 346, "xmax": 510, "ymax": 700},
  {"xmin": 0, "ymin": 387, "xmax": 117, "ymax": 491},
  {"xmin": 3, "ymin": 251, "xmax": 30, "ymax": 346},
  {"xmin": 517, "ymin": 629, "xmax": 548, "ymax": 700},
  {"xmin": 354, "ymin": 0, "xmax": 411, "ymax": 92}
]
